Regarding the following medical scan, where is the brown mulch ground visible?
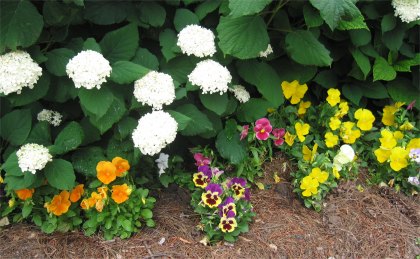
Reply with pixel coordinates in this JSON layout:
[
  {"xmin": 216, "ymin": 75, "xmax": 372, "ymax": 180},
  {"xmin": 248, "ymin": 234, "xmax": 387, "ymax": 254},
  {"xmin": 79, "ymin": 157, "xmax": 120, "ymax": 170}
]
[{"xmin": 1, "ymin": 154, "xmax": 419, "ymax": 258}]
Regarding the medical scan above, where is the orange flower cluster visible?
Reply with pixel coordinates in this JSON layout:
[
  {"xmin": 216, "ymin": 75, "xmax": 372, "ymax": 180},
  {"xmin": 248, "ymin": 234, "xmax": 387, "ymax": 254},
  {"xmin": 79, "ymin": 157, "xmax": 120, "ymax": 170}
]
[
  {"xmin": 45, "ymin": 191, "xmax": 72, "ymax": 216},
  {"xmin": 97, "ymin": 157, "xmax": 130, "ymax": 185},
  {"xmin": 80, "ymin": 186, "xmax": 108, "ymax": 212},
  {"xmin": 15, "ymin": 189, "xmax": 34, "ymax": 200}
]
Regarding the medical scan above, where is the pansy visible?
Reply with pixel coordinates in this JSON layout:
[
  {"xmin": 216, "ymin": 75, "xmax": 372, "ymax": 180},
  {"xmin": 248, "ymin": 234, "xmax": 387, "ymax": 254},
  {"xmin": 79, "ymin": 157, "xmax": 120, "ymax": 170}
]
[
  {"xmin": 111, "ymin": 184, "xmax": 132, "ymax": 204},
  {"xmin": 244, "ymin": 188, "xmax": 251, "ymax": 201},
  {"xmin": 240, "ymin": 125, "xmax": 249, "ymax": 141},
  {"xmin": 218, "ymin": 197, "xmax": 237, "ymax": 217},
  {"xmin": 302, "ymin": 144, "xmax": 318, "ymax": 163},
  {"xmin": 408, "ymin": 176, "xmax": 419, "ymax": 186},
  {"xmin": 70, "ymin": 184, "xmax": 84, "ymax": 203},
  {"xmin": 111, "ymin": 157, "xmax": 130, "ymax": 177},
  {"xmin": 379, "ymin": 129, "xmax": 397, "ymax": 149},
  {"xmin": 295, "ymin": 122, "xmax": 310, "ymax": 142},
  {"xmin": 409, "ymin": 148, "xmax": 420, "ymax": 163},
  {"xmin": 15, "ymin": 189, "xmax": 34, "ymax": 201},
  {"xmin": 340, "ymin": 121, "xmax": 361, "ymax": 144},
  {"xmin": 406, "ymin": 138, "xmax": 420, "ymax": 151},
  {"xmin": 96, "ymin": 161, "xmax": 117, "ymax": 185},
  {"xmin": 389, "ymin": 147, "xmax": 409, "ymax": 171},
  {"xmin": 193, "ymin": 170, "xmax": 211, "ymax": 188},
  {"xmin": 194, "ymin": 153, "xmax": 211, "ymax": 167},
  {"xmin": 309, "ymin": 167, "xmax": 329, "ymax": 184},
  {"xmin": 325, "ymin": 132, "xmax": 339, "ymax": 148},
  {"xmin": 284, "ymin": 131, "xmax": 296, "ymax": 146},
  {"xmin": 300, "ymin": 176, "xmax": 319, "ymax": 197},
  {"xmin": 227, "ymin": 177, "xmax": 247, "ymax": 199},
  {"xmin": 374, "ymin": 147, "xmax": 392, "ymax": 163},
  {"xmin": 335, "ymin": 101, "xmax": 349, "ymax": 118},
  {"xmin": 332, "ymin": 167, "xmax": 340, "ymax": 179},
  {"xmin": 382, "ymin": 102, "xmax": 404, "ymax": 126},
  {"xmin": 45, "ymin": 191, "xmax": 71, "ymax": 216},
  {"xmin": 326, "ymin": 88, "xmax": 340, "ymax": 107},
  {"xmin": 219, "ymin": 216, "xmax": 238, "ymax": 233},
  {"xmin": 298, "ymin": 101, "xmax": 311, "ymax": 115},
  {"xmin": 329, "ymin": 117, "xmax": 342, "ymax": 131},
  {"xmin": 211, "ymin": 167, "xmax": 224, "ymax": 178},
  {"xmin": 354, "ymin": 108, "xmax": 375, "ymax": 131},
  {"xmin": 97, "ymin": 186, "xmax": 109, "ymax": 199},
  {"xmin": 272, "ymin": 128, "xmax": 286, "ymax": 146},
  {"xmin": 400, "ymin": 121, "xmax": 414, "ymax": 131},
  {"xmin": 281, "ymin": 80, "xmax": 308, "ymax": 104},
  {"xmin": 80, "ymin": 197, "xmax": 96, "ymax": 210},
  {"xmin": 333, "ymin": 144, "xmax": 355, "ymax": 171},
  {"xmin": 254, "ymin": 118, "xmax": 272, "ymax": 141},
  {"xmin": 201, "ymin": 183, "xmax": 223, "ymax": 208}
]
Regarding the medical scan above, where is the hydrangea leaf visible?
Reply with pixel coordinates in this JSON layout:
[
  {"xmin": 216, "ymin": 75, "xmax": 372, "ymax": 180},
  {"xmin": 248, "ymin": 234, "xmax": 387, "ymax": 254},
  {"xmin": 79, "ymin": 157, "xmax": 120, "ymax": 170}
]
[
  {"xmin": 342, "ymin": 84, "xmax": 363, "ymax": 105},
  {"xmin": 52, "ymin": 121, "xmax": 84, "ymax": 155},
  {"xmin": 228, "ymin": 0, "xmax": 271, "ymax": 18},
  {"xmin": 236, "ymin": 98, "xmax": 272, "ymax": 123},
  {"xmin": 45, "ymin": 48, "xmax": 75, "ymax": 76},
  {"xmin": 285, "ymin": 30, "xmax": 332, "ymax": 67},
  {"xmin": 199, "ymin": 93, "xmax": 229, "ymax": 116},
  {"xmin": 138, "ymin": 2, "xmax": 166, "ymax": 27},
  {"xmin": 174, "ymin": 8, "xmax": 199, "ymax": 32},
  {"xmin": 167, "ymin": 110, "xmax": 192, "ymax": 131},
  {"xmin": 0, "ymin": 0, "xmax": 43, "ymax": 52},
  {"xmin": 382, "ymin": 24, "xmax": 405, "ymax": 51},
  {"xmin": 159, "ymin": 29, "xmax": 181, "ymax": 61},
  {"xmin": 387, "ymin": 78, "xmax": 420, "ymax": 110},
  {"xmin": 71, "ymin": 147, "xmax": 107, "ymax": 177},
  {"xmin": 216, "ymin": 128, "xmax": 247, "ymax": 165},
  {"xmin": 373, "ymin": 57, "xmax": 396, "ymax": 81},
  {"xmin": 0, "ymin": 109, "xmax": 32, "ymax": 146},
  {"xmin": 110, "ymin": 61, "xmax": 150, "ymax": 84},
  {"xmin": 314, "ymin": 70, "xmax": 338, "ymax": 88},
  {"xmin": 175, "ymin": 104, "xmax": 213, "ymax": 136},
  {"xmin": 131, "ymin": 48, "xmax": 159, "ymax": 70},
  {"xmin": 27, "ymin": 122, "xmax": 52, "ymax": 147},
  {"xmin": 349, "ymin": 29, "xmax": 372, "ymax": 47},
  {"xmin": 350, "ymin": 48, "xmax": 371, "ymax": 79},
  {"xmin": 381, "ymin": 14, "xmax": 397, "ymax": 33},
  {"xmin": 82, "ymin": 38, "xmax": 101, "ymax": 52},
  {"xmin": 89, "ymin": 95, "xmax": 127, "ymax": 134},
  {"xmin": 195, "ymin": 0, "xmax": 222, "ymax": 20},
  {"xmin": 100, "ymin": 23, "xmax": 139, "ymax": 63},
  {"xmin": 44, "ymin": 159, "xmax": 76, "ymax": 190},
  {"xmin": 84, "ymin": 2, "xmax": 131, "ymax": 25},
  {"xmin": 303, "ymin": 4, "xmax": 324, "ymax": 28},
  {"xmin": 337, "ymin": 14, "xmax": 368, "ymax": 30},
  {"xmin": 79, "ymin": 86, "xmax": 114, "ymax": 118},
  {"xmin": 309, "ymin": 0, "xmax": 361, "ymax": 31},
  {"xmin": 7, "ymin": 73, "xmax": 50, "ymax": 107},
  {"xmin": 217, "ymin": 15, "xmax": 269, "ymax": 59}
]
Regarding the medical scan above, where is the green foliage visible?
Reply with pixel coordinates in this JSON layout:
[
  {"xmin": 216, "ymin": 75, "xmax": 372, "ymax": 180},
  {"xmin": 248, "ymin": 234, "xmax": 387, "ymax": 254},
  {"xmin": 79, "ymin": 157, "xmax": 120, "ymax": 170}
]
[
  {"xmin": 44, "ymin": 159, "xmax": 76, "ymax": 190},
  {"xmin": 0, "ymin": 109, "xmax": 32, "ymax": 146}
]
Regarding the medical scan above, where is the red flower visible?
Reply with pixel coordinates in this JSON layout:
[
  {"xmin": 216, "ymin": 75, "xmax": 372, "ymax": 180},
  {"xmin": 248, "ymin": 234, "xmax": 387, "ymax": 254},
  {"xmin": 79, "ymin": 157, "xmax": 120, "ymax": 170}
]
[
  {"xmin": 272, "ymin": 128, "xmax": 286, "ymax": 146},
  {"xmin": 240, "ymin": 125, "xmax": 249, "ymax": 141},
  {"xmin": 253, "ymin": 118, "xmax": 272, "ymax": 140}
]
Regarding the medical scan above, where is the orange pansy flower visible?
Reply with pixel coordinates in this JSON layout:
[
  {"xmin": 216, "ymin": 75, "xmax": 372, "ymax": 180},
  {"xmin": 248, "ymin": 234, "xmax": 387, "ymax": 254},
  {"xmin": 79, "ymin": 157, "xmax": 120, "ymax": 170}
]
[
  {"xmin": 111, "ymin": 184, "xmax": 132, "ymax": 204},
  {"xmin": 15, "ymin": 189, "xmax": 35, "ymax": 200},
  {"xmin": 70, "ymin": 184, "xmax": 84, "ymax": 203},
  {"xmin": 97, "ymin": 186, "xmax": 109, "ymax": 199},
  {"xmin": 45, "ymin": 191, "xmax": 71, "ymax": 216},
  {"xmin": 96, "ymin": 161, "xmax": 117, "ymax": 184},
  {"xmin": 80, "ymin": 197, "xmax": 96, "ymax": 210},
  {"xmin": 111, "ymin": 157, "xmax": 130, "ymax": 177}
]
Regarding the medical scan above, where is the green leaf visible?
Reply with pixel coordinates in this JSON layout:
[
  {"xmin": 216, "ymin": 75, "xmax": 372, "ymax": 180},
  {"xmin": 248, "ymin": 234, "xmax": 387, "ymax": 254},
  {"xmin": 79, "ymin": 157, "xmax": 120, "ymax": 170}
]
[
  {"xmin": 237, "ymin": 60, "xmax": 284, "ymax": 107},
  {"xmin": 3, "ymin": 173, "xmax": 37, "ymax": 190},
  {"xmin": 44, "ymin": 159, "xmax": 76, "ymax": 190},
  {"xmin": 159, "ymin": 29, "xmax": 180, "ymax": 61},
  {"xmin": 175, "ymin": 104, "xmax": 213, "ymax": 136},
  {"xmin": 141, "ymin": 209, "xmax": 153, "ymax": 219},
  {"xmin": 313, "ymin": 70, "xmax": 338, "ymax": 88},
  {"xmin": 358, "ymin": 81, "xmax": 389, "ymax": 99},
  {"xmin": 131, "ymin": 48, "xmax": 159, "ymax": 70},
  {"xmin": 381, "ymin": 14, "xmax": 397, "ymax": 33},
  {"xmin": 89, "ymin": 96, "xmax": 127, "ymax": 134},
  {"xmin": 216, "ymin": 129, "xmax": 247, "ymax": 164},
  {"xmin": 350, "ymin": 48, "xmax": 371, "ymax": 79},
  {"xmin": 309, "ymin": 0, "xmax": 361, "ymax": 31},
  {"xmin": 44, "ymin": 77, "xmax": 77, "ymax": 103},
  {"xmin": 217, "ymin": 15, "xmax": 269, "ymax": 59},
  {"xmin": 52, "ymin": 122, "xmax": 84, "ymax": 155},
  {"xmin": 303, "ymin": 4, "xmax": 324, "ymax": 28},
  {"xmin": 195, "ymin": 0, "xmax": 222, "ymax": 20},
  {"xmin": 121, "ymin": 219, "xmax": 133, "ymax": 232},
  {"xmin": 7, "ymin": 73, "xmax": 50, "ymax": 107},
  {"xmin": 161, "ymin": 56, "xmax": 197, "ymax": 84},
  {"xmin": 337, "ymin": 14, "xmax": 368, "ymax": 30},
  {"xmin": 228, "ymin": 0, "xmax": 271, "ymax": 18},
  {"xmin": 146, "ymin": 219, "xmax": 156, "ymax": 227},
  {"xmin": 285, "ymin": 30, "xmax": 332, "ymax": 67},
  {"xmin": 199, "ymin": 93, "xmax": 229, "ymax": 116},
  {"xmin": 174, "ymin": 8, "xmax": 199, "ymax": 32},
  {"xmin": 275, "ymin": 59, "xmax": 317, "ymax": 84},
  {"xmin": 22, "ymin": 203, "xmax": 33, "ymax": 218},
  {"xmin": 100, "ymin": 23, "xmax": 139, "ymax": 63},
  {"xmin": 72, "ymin": 147, "xmax": 106, "ymax": 177},
  {"xmin": 387, "ymin": 78, "xmax": 420, "ymax": 109},
  {"xmin": 0, "ymin": 109, "xmax": 32, "ymax": 146},
  {"xmin": 349, "ymin": 29, "xmax": 371, "ymax": 47},
  {"xmin": 167, "ymin": 110, "xmax": 192, "ymax": 131},
  {"xmin": 342, "ymin": 84, "xmax": 363, "ymax": 105},
  {"xmin": 373, "ymin": 57, "xmax": 396, "ymax": 81},
  {"xmin": 1, "ymin": 152, "xmax": 22, "ymax": 176},
  {"xmin": 110, "ymin": 61, "xmax": 149, "ymax": 84},
  {"xmin": 382, "ymin": 24, "xmax": 405, "ymax": 51},
  {"xmin": 43, "ymin": 1, "xmax": 77, "ymax": 27},
  {"xmin": 45, "ymin": 48, "xmax": 75, "ymax": 76},
  {"xmin": 236, "ymin": 98, "xmax": 271, "ymax": 122},
  {"xmin": 0, "ymin": 1, "xmax": 44, "ymax": 52},
  {"xmin": 84, "ymin": 2, "xmax": 130, "ymax": 25},
  {"xmin": 393, "ymin": 54, "xmax": 420, "ymax": 72},
  {"xmin": 79, "ymin": 87, "xmax": 114, "ymax": 118},
  {"xmin": 27, "ymin": 122, "xmax": 51, "ymax": 146},
  {"xmin": 83, "ymin": 38, "xmax": 101, "ymax": 52},
  {"xmin": 138, "ymin": 2, "xmax": 166, "ymax": 27},
  {"xmin": 116, "ymin": 117, "xmax": 137, "ymax": 140}
]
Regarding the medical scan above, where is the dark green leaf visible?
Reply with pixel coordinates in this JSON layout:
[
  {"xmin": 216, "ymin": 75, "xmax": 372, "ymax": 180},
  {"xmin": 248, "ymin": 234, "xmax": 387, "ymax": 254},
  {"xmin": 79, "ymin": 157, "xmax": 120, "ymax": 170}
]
[
  {"xmin": 337, "ymin": 14, "xmax": 368, "ymax": 30},
  {"xmin": 175, "ymin": 104, "xmax": 213, "ymax": 136},
  {"xmin": 27, "ymin": 122, "xmax": 51, "ymax": 146},
  {"xmin": 228, "ymin": 0, "xmax": 271, "ymax": 18},
  {"xmin": 342, "ymin": 84, "xmax": 363, "ymax": 105},
  {"xmin": 174, "ymin": 8, "xmax": 199, "ymax": 31},
  {"xmin": 0, "ymin": 109, "xmax": 32, "ymax": 146},
  {"xmin": 167, "ymin": 110, "xmax": 192, "ymax": 131},
  {"xmin": 79, "ymin": 87, "xmax": 113, "ymax": 118},
  {"xmin": 381, "ymin": 14, "xmax": 397, "ymax": 33},
  {"xmin": 44, "ymin": 159, "xmax": 76, "ymax": 190},
  {"xmin": 382, "ymin": 24, "xmax": 405, "ymax": 51},
  {"xmin": 236, "ymin": 98, "xmax": 271, "ymax": 122},
  {"xmin": 387, "ymin": 78, "xmax": 420, "ymax": 109},
  {"xmin": 216, "ymin": 129, "xmax": 247, "ymax": 164},
  {"xmin": 314, "ymin": 70, "xmax": 338, "ymax": 88},
  {"xmin": 72, "ymin": 147, "xmax": 106, "ymax": 177},
  {"xmin": 199, "ymin": 93, "xmax": 229, "ymax": 116},
  {"xmin": 309, "ymin": 0, "xmax": 361, "ymax": 31},
  {"xmin": 84, "ymin": 2, "xmax": 130, "ymax": 25},
  {"xmin": 350, "ymin": 48, "xmax": 371, "ymax": 79},
  {"xmin": 138, "ymin": 2, "xmax": 166, "ymax": 27},
  {"xmin": 89, "ymin": 95, "xmax": 127, "ymax": 134},
  {"xmin": 131, "ymin": 48, "xmax": 159, "ymax": 70},
  {"xmin": 22, "ymin": 203, "xmax": 33, "ymax": 218},
  {"xmin": 159, "ymin": 29, "xmax": 180, "ymax": 61},
  {"xmin": 52, "ymin": 121, "xmax": 84, "ymax": 155},
  {"xmin": 83, "ymin": 38, "xmax": 101, "ymax": 52},
  {"xmin": 195, "ymin": 0, "xmax": 222, "ymax": 20},
  {"xmin": 373, "ymin": 57, "xmax": 396, "ymax": 81},
  {"xmin": 349, "ymin": 29, "xmax": 371, "ymax": 47},
  {"xmin": 110, "ymin": 61, "xmax": 149, "ymax": 84},
  {"xmin": 303, "ymin": 4, "xmax": 324, "ymax": 28},
  {"xmin": 45, "ymin": 48, "xmax": 75, "ymax": 76},
  {"xmin": 100, "ymin": 23, "xmax": 139, "ymax": 63}
]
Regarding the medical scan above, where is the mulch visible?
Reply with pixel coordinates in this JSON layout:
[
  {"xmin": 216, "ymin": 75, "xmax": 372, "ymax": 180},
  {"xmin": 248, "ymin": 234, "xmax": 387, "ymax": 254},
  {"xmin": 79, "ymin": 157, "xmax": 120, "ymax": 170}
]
[{"xmin": 1, "ymin": 154, "xmax": 419, "ymax": 258}]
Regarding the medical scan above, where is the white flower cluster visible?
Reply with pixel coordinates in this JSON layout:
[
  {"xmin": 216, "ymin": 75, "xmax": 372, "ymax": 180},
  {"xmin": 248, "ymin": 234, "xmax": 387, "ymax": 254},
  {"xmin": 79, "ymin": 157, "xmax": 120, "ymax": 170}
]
[
  {"xmin": 66, "ymin": 50, "xmax": 112, "ymax": 90},
  {"xmin": 155, "ymin": 153, "xmax": 169, "ymax": 176},
  {"xmin": 16, "ymin": 143, "xmax": 52, "ymax": 174},
  {"xmin": 391, "ymin": 0, "xmax": 420, "ymax": 23},
  {"xmin": 134, "ymin": 71, "xmax": 176, "ymax": 110},
  {"xmin": 132, "ymin": 111, "xmax": 178, "ymax": 156},
  {"xmin": 229, "ymin": 85, "xmax": 250, "ymax": 103},
  {"xmin": 177, "ymin": 25, "xmax": 216, "ymax": 58},
  {"xmin": 0, "ymin": 51, "xmax": 42, "ymax": 95},
  {"xmin": 37, "ymin": 109, "xmax": 63, "ymax": 127},
  {"xmin": 188, "ymin": 59, "xmax": 232, "ymax": 95},
  {"xmin": 333, "ymin": 144, "xmax": 355, "ymax": 171},
  {"xmin": 259, "ymin": 44, "xmax": 273, "ymax": 58}
]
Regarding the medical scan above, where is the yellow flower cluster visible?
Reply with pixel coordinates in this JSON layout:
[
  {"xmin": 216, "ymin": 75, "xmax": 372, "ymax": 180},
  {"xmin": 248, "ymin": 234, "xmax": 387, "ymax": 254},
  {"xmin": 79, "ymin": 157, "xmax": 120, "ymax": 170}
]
[
  {"xmin": 281, "ymin": 80, "xmax": 308, "ymax": 104},
  {"xmin": 300, "ymin": 168, "xmax": 329, "ymax": 197}
]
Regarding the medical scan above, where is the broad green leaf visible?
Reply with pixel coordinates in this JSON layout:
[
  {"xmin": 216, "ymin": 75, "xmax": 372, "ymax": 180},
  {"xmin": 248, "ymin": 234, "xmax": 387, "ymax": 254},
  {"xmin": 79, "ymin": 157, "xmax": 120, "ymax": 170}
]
[
  {"xmin": 237, "ymin": 60, "xmax": 283, "ymax": 107},
  {"xmin": 1, "ymin": 152, "xmax": 22, "ymax": 177},
  {"xmin": 159, "ymin": 29, "xmax": 181, "ymax": 61},
  {"xmin": 83, "ymin": 38, "xmax": 101, "ymax": 52},
  {"xmin": 309, "ymin": 0, "xmax": 361, "ymax": 31},
  {"xmin": 3, "ymin": 173, "xmax": 37, "ymax": 191},
  {"xmin": 349, "ymin": 29, "xmax": 371, "ymax": 47},
  {"xmin": 22, "ymin": 203, "xmax": 33, "ymax": 218},
  {"xmin": 52, "ymin": 122, "xmax": 84, "ymax": 155},
  {"xmin": 43, "ymin": 1, "xmax": 78, "ymax": 27},
  {"xmin": 0, "ymin": 109, "xmax": 32, "ymax": 146},
  {"xmin": 175, "ymin": 104, "xmax": 213, "ymax": 136},
  {"xmin": 72, "ymin": 147, "xmax": 106, "ymax": 177},
  {"xmin": 174, "ymin": 8, "xmax": 199, "ymax": 32},
  {"xmin": 343, "ymin": 85, "xmax": 362, "ymax": 105},
  {"xmin": 80, "ymin": 118, "xmax": 101, "ymax": 146},
  {"xmin": 195, "ymin": 0, "xmax": 222, "ymax": 20},
  {"xmin": 200, "ymin": 110, "xmax": 223, "ymax": 139},
  {"xmin": 89, "ymin": 96, "xmax": 127, "ymax": 134},
  {"xmin": 161, "ymin": 56, "xmax": 198, "ymax": 84},
  {"xmin": 236, "ymin": 98, "xmax": 271, "ymax": 122},
  {"xmin": 116, "ymin": 116, "xmax": 137, "ymax": 140},
  {"xmin": 0, "ymin": 1, "xmax": 43, "ymax": 52},
  {"xmin": 44, "ymin": 159, "xmax": 76, "ymax": 190},
  {"xmin": 285, "ymin": 30, "xmax": 332, "ymax": 67},
  {"xmin": 138, "ymin": 2, "xmax": 166, "ymax": 27},
  {"xmin": 100, "ymin": 23, "xmax": 139, "ymax": 63},
  {"xmin": 216, "ymin": 129, "xmax": 247, "ymax": 164},
  {"xmin": 337, "ymin": 14, "xmax": 368, "ymax": 30},
  {"xmin": 275, "ymin": 58, "xmax": 317, "ymax": 83},
  {"xmin": 106, "ymin": 137, "xmax": 140, "ymax": 165},
  {"xmin": 217, "ymin": 15, "xmax": 269, "ymax": 59},
  {"xmin": 141, "ymin": 209, "xmax": 153, "ymax": 219},
  {"xmin": 44, "ymin": 77, "xmax": 77, "ymax": 103},
  {"xmin": 84, "ymin": 2, "xmax": 131, "ymax": 25},
  {"xmin": 63, "ymin": 0, "xmax": 84, "ymax": 6},
  {"xmin": 199, "ymin": 93, "xmax": 229, "ymax": 116},
  {"xmin": 387, "ymin": 78, "xmax": 420, "ymax": 109},
  {"xmin": 303, "ymin": 4, "xmax": 324, "ymax": 28},
  {"xmin": 45, "ymin": 48, "xmax": 75, "ymax": 76},
  {"xmin": 382, "ymin": 24, "xmax": 405, "ymax": 51},
  {"xmin": 27, "ymin": 122, "xmax": 51, "ymax": 146},
  {"xmin": 167, "ymin": 110, "xmax": 192, "ymax": 131},
  {"xmin": 228, "ymin": 0, "xmax": 271, "ymax": 18},
  {"xmin": 393, "ymin": 54, "xmax": 420, "ymax": 72},
  {"xmin": 350, "ymin": 48, "xmax": 371, "ymax": 79},
  {"xmin": 131, "ymin": 48, "xmax": 159, "ymax": 70},
  {"xmin": 110, "ymin": 61, "xmax": 149, "ymax": 84},
  {"xmin": 381, "ymin": 14, "xmax": 397, "ymax": 33},
  {"xmin": 79, "ymin": 87, "xmax": 114, "ymax": 118},
  {"xmin": 7, "ymin": 73, "xmax": 50, "ymax": 107},
  {"xmin": 358, "ymin": 81, "xmax": 389, "ymax": 99},
  {"xmin": 314, "ymin": 70, "xmax": 338, "ymax": 88},
  {"xmin": 373, "ymin": 57, "xmax": 396, "ymax": 81}
]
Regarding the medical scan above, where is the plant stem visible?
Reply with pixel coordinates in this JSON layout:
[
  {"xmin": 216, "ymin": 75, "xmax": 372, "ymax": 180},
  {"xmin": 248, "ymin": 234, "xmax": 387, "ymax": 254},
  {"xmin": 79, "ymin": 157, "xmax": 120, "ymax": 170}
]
[{"xmin": 267, "ymin": 0, "xmax": 289, "ymax": 27}]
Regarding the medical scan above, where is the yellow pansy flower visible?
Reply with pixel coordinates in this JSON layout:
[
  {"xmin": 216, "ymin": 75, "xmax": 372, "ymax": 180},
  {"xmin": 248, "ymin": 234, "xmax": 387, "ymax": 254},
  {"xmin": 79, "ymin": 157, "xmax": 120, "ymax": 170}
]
[
  {"xmin": 302, "ymin": 143, "xmax": 318, "ymax": 163},
  {"xmin": 332, "ymin": 167, "xmax": 340, "ymax": 179},
  {"xmin": 406, "ymin": 138, "xmax": 420, "ymax": 151},
  {"xmin": 382, "ymin": 103, "xmax": 404, "ymax": 126},
  {"xmin": 389, "ymin": 147, "xmax": 409, "ymax": 171},
  {"xmin": 298, "ymin": 101, "xmax": 311, "ymax": 115},
  {"xmin": 329, "ymin": 117, "xmax": 341, "ymax": 130},
  {"xmin": 295, "ymin": 122, "xmax": 310, "ymax": 142},
  {"xmin": 340, "ymin": 121, "xmax": 361, "ymax": 144},
  {"xmin": 335, "ymin": 101, "xmax": 349, "ymax": 118},
  {"xmin": 354, "ymin": 108, "xmax": 375, "ymax": 131},
  {"xmin": 284, "ymin": 131, "xmax": 296, "ymax": 146},
  {"xmin": 374, "ymin": 147, "xmax": 392, "ymax": 163},
  {"xmin": 324, "ymin": 132, "xmax": 339, "ymax": 148},
  {"xmin": 309, "ymin": 167, "xmax": 329, "ymax": 184},
  {"xmin": 379, "ymin": 129, "xmax": 397, "ymax": 150},
  {"xmin": 300, "ymin": 176, "xmax": 319, "ymax": 197},
  {"xmin": 393, "ymin": 131, "xmax": 404, "ymax": 140},
  {"xmin": 400, "ymin": 121, "xmax": 414, "ymax": 131},
  {"xmin": 326, "ymin": 88, "xmax": 340, "ymax": 107},
  {"xmin": 281, "ymin": 80, "xmax": 308, "ymax": 104}
]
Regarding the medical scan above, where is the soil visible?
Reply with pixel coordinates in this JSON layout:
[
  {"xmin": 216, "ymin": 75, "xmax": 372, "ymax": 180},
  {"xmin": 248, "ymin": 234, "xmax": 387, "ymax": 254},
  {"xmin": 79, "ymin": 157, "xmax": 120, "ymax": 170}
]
[{"xmin": 1, "ymin": 153, "xmax": 419, "ymax": 258}]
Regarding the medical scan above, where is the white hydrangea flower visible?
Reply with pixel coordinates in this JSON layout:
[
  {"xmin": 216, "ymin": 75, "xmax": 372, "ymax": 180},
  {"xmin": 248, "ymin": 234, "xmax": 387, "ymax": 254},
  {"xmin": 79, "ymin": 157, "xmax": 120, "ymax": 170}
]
[
  {"xmin": 188, "ymin": 59, "xmax": 232, "ymax": 95},
  {"xmin": 229, "ymin": 85, "xmax": 250, "ymax": 103},
  {"xmin": 155, "ymin": 153, "xmax": 169, "ymax": 176},
  {"xmin": 0, "ymin": 51, "xmax": 42, "ymax": 95},
  {"xmin": 132, "ymin": 111, "xmax": 178, "ymax": 156},
  {"xmin": 37, "ymin": 109, "xmax": 63, "ymax": 127},
  {"xmin": 134, "ymin": 71, "xmax": 176, "ymax": 110},
  {"xmin": 259, "ymin": 44, "xmax": 273, "ymax": 58},
  {"xmin": 16, "ymin": 143, "xmax": 52, "ymax": 174},
  {"xmin": 65, "ymin": 50, "xmax": 111, "ymax": 90},
  {"xmin": 333, "ymin": 144, "xmax": 355, "ymax": 171},
  {"xmin": 177, "ymin": 25, "xmax": 216, "ymax": 58},
  {"xmin": 392, "ymin": 0, "xmax": 420, "ymax": 23}
]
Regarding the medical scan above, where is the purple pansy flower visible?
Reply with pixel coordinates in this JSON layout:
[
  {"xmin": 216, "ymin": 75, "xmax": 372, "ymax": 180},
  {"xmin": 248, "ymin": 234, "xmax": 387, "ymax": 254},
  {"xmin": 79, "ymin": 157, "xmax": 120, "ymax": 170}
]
[
  {"xmin": 218, "ymin": 197, "xmax": 236, "ymax": 217},
  {"xmin": 201, "ymin": 183, "xmax": 223, "ymax": 208},
  {"xmin": 211, "ymin": 167, "xmax": 224, "ymax": 177},
  {"xmin": 194, "ymin": 153, "xmax": 211, "ymax": 167},
  {"xmin": 198, "ymin": 165, "xmax": 212, "ymax": 178},
  {"xmin": 272, "ymin": 128, "xmax": 286, "ymax": 146},
  {"xmin": 227, "ymin": 177, "xmax": 247, "ymax": 199}
]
